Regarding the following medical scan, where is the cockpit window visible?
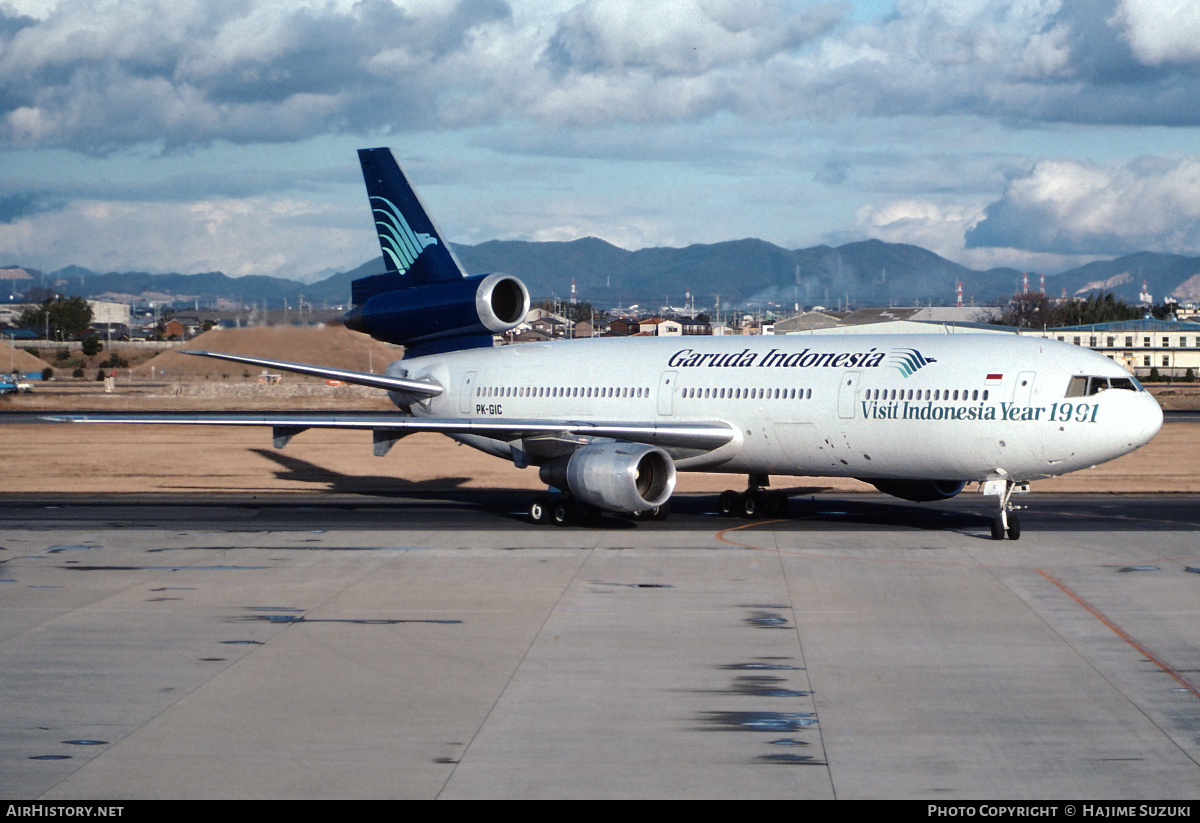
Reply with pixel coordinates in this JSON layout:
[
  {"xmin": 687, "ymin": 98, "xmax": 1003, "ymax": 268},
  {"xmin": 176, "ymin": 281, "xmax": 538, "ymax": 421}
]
[
  {"xmin": 1110, "ymin": 376, "xmax": 1142, "ymax": 392},
  {"xmin": 1066, "ymin": 375, "xmax": 1143, "ymax": 397}
]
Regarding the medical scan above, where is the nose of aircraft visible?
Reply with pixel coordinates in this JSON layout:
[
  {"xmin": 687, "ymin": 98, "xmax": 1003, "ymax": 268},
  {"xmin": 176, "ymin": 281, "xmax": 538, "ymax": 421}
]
[{"xmin": 1130, "ymin": 390, "xmax": 1164, "ymax": 450}]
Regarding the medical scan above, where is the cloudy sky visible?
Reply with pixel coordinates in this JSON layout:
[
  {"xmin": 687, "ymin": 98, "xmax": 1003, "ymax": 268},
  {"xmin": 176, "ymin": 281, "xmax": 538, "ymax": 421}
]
[{"xmin": 3, "ymin": 0, "xmax": 1200, "ymax": 283}]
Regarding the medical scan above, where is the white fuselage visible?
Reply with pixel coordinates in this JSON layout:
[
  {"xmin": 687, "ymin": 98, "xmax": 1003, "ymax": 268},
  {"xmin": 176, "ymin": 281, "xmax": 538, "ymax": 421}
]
[{"xmin": 392, "ymin": 333, "xmax": 1163, "ymax": 484}]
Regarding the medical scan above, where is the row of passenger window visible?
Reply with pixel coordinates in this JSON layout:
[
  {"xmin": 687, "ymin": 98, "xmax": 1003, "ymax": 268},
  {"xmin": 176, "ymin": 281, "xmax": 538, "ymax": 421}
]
[
  {"xmin": 681, "ymin": 387, "xmax": 813, "ymax": 400},
  {"xmin": 866, "ymin": 388, "xmax": 990, "ymax": 401},
  {"xmin": 478, "ymin": 385, "xmax": 651, "ymax": 399}
]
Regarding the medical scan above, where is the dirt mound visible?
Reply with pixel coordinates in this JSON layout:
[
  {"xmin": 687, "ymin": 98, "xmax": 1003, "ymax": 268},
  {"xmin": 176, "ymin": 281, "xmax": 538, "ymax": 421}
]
[
  {"xmin": 0, "ymin": 341, "xmax": 54, "ymax": 375},
  {"xmin": 137, "ymin": 325, "xmax": 404, "ymax": 381}
]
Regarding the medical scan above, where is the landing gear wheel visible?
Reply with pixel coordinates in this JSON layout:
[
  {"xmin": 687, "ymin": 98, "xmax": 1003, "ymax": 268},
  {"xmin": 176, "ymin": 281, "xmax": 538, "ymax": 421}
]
[
  {"xmin": 1005, "ymin": 513, "xmax": 1021, "ymax": 540},
  {"xmin": 718, "ymin": 490, "xmax": 740, "ymax": 517},
  {"xmin": 552, "ymin": 500, "xmax": 573, "ymax": 526},
  {"xmin": 529, "ymin": 496, "xmax": 551, "ymax": 525},
  {"xmin": 990, "ymin": 516, "xmax": 1005, "ymax": 541},
  {"xmin": 988, "ymin": 478, "xmax": 1027, "ymax": 540},
  {"xmin": 741, "ymin": 491, "xmax": 764, "ymax": 519},
  {"xmin": 771, "ymin": 492, "xmax": 789, "ymax": 518},
  {"xmin": 651, "ymin": 501, "xmax": 670, "ymax": 521}
]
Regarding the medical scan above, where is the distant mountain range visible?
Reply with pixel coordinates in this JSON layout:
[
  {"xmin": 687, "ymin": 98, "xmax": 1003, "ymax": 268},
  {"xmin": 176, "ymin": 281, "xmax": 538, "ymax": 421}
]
[{"xmin": 6, "ymin": 239, "xmax": 1200, "ymax": 312}]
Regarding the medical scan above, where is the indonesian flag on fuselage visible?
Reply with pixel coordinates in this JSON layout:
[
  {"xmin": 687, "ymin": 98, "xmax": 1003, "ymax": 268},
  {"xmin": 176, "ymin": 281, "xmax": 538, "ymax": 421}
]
[{"xmin": 985, "ymin": 374, "xmax": 1003, "ymax": 384}]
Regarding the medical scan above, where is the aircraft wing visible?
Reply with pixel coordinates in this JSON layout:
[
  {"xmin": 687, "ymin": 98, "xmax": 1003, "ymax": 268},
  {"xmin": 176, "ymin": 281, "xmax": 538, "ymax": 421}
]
[
  {"xmin": 181, "ymin": 350, "xmax": 443, "ymax": 397},
  {"xmin": 35, "ymin": 411, "xmax": 735, "ymax": 453}
]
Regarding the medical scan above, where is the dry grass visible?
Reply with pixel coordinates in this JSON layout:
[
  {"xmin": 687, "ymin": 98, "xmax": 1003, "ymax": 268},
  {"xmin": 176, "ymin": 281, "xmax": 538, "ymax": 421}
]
[
  {"xmin": 0, "ymin": 325, "xmax": 1195, "ymax": 496},
  {"xmin": 137, "ymin": 325, "xmax": 403, "ymax": 382},
  {"xmin": 0, "ymin": 416, "xmax": 1191, "ymax": 496},
  {"xmin": 0, "ymin": 340, "xmax": 54, "ymax": 374}
]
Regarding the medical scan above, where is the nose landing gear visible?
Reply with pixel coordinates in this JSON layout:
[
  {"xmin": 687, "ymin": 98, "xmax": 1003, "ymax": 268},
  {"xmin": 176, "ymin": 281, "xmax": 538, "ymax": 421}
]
[{"xmin": 983, "ymin": 478, "xmax": 1027, "ymax": 540}]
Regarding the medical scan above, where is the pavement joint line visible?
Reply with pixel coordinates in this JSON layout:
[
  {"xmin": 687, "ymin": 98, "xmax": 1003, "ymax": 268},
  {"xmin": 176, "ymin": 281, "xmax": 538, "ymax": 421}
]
[
  {"xmin": 435, "ymin": 545, "xmax": 593, "ymax": 799},
  {"xmin": 714, "ymin": 520, "xmax": 1008, "ymax": 567},
  {"xmin": 1037, "ymin": 568, "xmax": 1200, "ymax": 702},
  {"xmin": 1039, "ymin": 508, "xmax": 1200, "ymax": 527},
  {"xmin": 767, "ymin": 536, "xmax": 837, "ymax": 799}
]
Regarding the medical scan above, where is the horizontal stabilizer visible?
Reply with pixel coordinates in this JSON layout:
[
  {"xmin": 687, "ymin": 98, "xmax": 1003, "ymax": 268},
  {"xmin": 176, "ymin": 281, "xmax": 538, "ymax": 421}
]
[{"xmin": 183, "ymin": 350, "xmax": 442, "ymax": 397}]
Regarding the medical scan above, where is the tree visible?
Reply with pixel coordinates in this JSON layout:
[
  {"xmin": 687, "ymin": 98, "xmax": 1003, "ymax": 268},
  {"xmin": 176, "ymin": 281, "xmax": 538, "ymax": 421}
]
[
  {"xmin": 534, "ymin": 298, "xmax": 599, "ymax": 323},
  {"xmin": 989, "ymin": 290, "xmax": 1142, "ymax": 328},
  {"xmin": 991, "ymin": 291, "xmax": 1057, "ymax": 328},
  {"xmin": 81, "ymin": 336, "xmax": 102, "ymax": 356},
  {"xmin": 1057, "ymin": 292, "xmax": 1142, "ymax": 326},
  {"xmin": 19, "ymin": 295, "xmax": 93, "ymax": 339}
]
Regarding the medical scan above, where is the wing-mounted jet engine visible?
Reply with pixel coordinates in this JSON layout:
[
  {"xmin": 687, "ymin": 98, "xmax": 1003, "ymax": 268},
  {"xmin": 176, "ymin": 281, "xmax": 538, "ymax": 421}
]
[
  {"xmin": 534, "ymin": 442, "xmax": 676, "ymax": 524},
  {"xmin": 344, "ymin": 148, "xmax": 530, "ymax": 357}
]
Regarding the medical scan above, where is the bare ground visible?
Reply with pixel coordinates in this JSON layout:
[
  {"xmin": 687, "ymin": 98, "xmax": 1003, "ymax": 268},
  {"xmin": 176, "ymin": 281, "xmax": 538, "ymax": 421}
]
[
  {"xmin": 2, "ymin": 321, "xmax": 1195, "ymax": 496},
  {"xmin": 0, "ymin": 380, "xmax": 1193, "ymax": 496}
]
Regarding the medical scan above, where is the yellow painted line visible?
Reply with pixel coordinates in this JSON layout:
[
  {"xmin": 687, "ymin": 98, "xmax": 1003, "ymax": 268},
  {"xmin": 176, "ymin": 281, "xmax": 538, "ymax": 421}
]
[{"xmin": 1038, "ymin": 569, "xmax": 1200, "ymax": 701}]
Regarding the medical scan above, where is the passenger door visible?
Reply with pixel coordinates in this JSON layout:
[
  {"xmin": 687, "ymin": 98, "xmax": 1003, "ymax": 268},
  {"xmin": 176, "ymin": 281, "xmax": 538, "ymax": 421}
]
[
  {"xmin": 657, "ymin": 371, "xmax": 677, "ymax": 416},
  {"xmin": 838, "ymin": 371, "xmax": 860, "ymax": 419}
]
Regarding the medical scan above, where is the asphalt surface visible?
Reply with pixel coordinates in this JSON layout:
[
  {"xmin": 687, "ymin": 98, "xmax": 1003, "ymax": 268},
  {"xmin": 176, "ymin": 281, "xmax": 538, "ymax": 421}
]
[
  {"xmin": 1, "ymin": 489, "xmax": 1197, "ymax": 533},
  {"xmin": 2, "ymin": 491, "xmax": 1198, "ymax": 799}
]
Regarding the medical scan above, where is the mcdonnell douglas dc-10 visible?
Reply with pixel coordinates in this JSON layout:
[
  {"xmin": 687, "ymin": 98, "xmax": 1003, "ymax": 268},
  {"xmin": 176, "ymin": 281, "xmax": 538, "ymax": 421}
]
[{"xmin": 47, "ymin": 148, "xmax": 1164, "ymax": 539}]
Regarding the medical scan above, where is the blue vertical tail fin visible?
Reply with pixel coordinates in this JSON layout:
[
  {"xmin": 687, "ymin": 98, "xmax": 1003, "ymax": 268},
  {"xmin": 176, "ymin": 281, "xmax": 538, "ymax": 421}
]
[
  {"xmin": 344, "ymin": 148, "xmax": 531, "ymax": 357},
  {"xmin": 353, "ymin": 148, "xmax": 465, "ymax": 303}
]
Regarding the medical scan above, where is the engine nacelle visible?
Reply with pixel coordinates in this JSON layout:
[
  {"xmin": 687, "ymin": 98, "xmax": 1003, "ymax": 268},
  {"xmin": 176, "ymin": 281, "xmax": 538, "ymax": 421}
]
[
  {"xmin": 344, "ymin": 272, "xmax": 529, "ymax": 351},
  {"xmin": 868, "ymin": 478, "xmax": 967, "ymax": 502},
  {"xmin": 539, "ymin": 443, "xmax": 676, "ymax": 513}
]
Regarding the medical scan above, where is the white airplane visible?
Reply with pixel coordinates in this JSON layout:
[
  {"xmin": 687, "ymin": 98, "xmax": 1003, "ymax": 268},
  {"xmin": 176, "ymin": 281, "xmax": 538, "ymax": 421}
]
[{"xmin": 47, "ymin": 149, "xmax": 1164, "ymax": 539}]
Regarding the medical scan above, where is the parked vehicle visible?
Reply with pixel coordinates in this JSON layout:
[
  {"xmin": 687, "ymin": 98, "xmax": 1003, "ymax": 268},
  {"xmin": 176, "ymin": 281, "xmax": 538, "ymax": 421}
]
[{"xmin": 0, "ymin": 375, "xmax": 32, "ymax": 394}]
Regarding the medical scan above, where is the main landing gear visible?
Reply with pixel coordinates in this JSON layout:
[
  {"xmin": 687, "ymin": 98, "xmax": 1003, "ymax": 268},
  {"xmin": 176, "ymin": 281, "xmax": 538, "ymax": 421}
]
[
  {"xmin": 528, "ymin": 494, "xmax": 669, "ymax": 526},
  {"xmin": 717, "ymin": 474, "xmax": 789, "ymax": 519},
  {"xmin": 984, "ymin": 478, "xmax": 1027, "ymax": 540}
]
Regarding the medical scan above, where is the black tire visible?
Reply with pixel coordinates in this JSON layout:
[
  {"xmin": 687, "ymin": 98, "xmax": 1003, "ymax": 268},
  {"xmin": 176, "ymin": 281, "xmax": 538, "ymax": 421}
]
[
  {"xmin": 990, "ymin": 516, "xmax": 1005, "ymax": 540},
  {"xmin": 717, "ymin": 490, "xmax": 740, "ymax": 517},
  {"xmin": 1006, "ymin": 513, "xmax": 1021, "ymax": 540},
  {"xmin": 552, "ymin": 500, "xmax": 572, "ymax": 526},
  {"xmin": 529, "ymin": 496, "xmax": 551, "ymax": 525},
  {"xmin": 651, "ymin": 501, "xmax": 670, "ymax": 521},
  {"xmin": 741, "ymin": 492, "xmax": 763, "ymax": 519}
]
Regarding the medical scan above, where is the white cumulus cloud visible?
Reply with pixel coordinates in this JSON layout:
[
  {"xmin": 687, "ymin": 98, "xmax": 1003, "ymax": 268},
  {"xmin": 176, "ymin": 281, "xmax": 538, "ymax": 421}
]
[
  {"xmin": 0, "ymin": 196, "xmax": 377, "ymax": 277},
  {"xmin": 1112, "ymin": 0, "xmax": 1200, "ymax": 64},
  {"xmin": 967, "ymin": 156, "xmax": 1200, "ymax": 256}
]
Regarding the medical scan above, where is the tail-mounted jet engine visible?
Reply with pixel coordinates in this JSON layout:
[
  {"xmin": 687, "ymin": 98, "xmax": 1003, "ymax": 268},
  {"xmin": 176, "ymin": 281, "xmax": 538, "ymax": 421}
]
[
  {"xmin": 868, "ymin": 478, "xmax": 967, "ymax": 502},
  {"xmin": 539, "ymin": 442, "xmax": 676, "ymax": 514},
  {"xmin": 345, "ymin": 272, "xmax": 529, "ymax": 354}
]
